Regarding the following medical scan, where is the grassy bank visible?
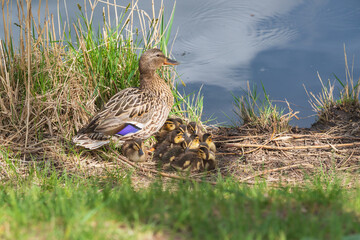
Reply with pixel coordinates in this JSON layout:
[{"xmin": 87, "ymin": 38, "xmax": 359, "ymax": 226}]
[
  {"xmin": 1, "ymin": 163, "xmax": 360, "ymax": 239},
  {"xmin": 1, "ymin": 1, "xmax": 360, "ymax": 239}
]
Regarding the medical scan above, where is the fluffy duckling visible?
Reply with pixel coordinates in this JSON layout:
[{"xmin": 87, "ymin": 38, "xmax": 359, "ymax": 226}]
[
  {"xmin": 199, "ymin": 142, "xmax": 217, "ymax": 170},
  {"xmin": 122, "ymin": 139, "xmax": 146, "ymax": 162},
  {"xmin": 187, "ymin": 121, "xmax": 205, "ymax": 137},
  {"xmin": 170, "ymin": 145, "xmax": 210, "ymax": 172},
  {"xmin": 178, "ymin": 124, "xmax": 188, "ymax": 135},
  {"xmin": 187, "ymin": 122, "xmax": 198, "ymax": 136},
  {"xmin": 186, "ymin": 134, "xmax": 200, "ymax": 151},
  {"xmin": 155, "ymin": 118, "xmax": 185, "ymax": 145},
  {"xmin": 153, "ymin": 130, "xmax": 185, "ymax": 161},
  {"xmin": 201, "ymin": 133, "xmax": 216, "ymax": 153},
  {"xmin": 160, "ymin": 140, "xmax": 188, "ymax": 165},
  {"xmin": 155, "ymin": 119, "xmax": 178, "ymax": 143}
]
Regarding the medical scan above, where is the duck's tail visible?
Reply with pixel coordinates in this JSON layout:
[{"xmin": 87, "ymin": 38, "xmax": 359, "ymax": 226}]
[{"xmin": 72, "ymin": 134, "xmax": 110, "ymax": 150}]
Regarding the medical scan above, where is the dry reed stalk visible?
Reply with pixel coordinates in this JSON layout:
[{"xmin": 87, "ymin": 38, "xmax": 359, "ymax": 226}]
[{"xmin": 24, "ymin": 0, "xmax": 32, "ymax": 149}]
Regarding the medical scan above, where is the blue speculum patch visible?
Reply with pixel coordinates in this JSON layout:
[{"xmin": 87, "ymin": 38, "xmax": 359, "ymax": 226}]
[{"xmin": 116, "ymin": 124, "xmax": 141, "ymax": 136}]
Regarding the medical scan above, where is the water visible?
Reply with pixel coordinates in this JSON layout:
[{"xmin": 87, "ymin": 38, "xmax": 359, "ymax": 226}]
[{"xmin": 2, "ymin": 0, "xmax": 360, "ymax": 127}]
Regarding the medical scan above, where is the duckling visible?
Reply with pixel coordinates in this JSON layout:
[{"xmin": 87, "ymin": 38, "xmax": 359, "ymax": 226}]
[
  {"xmin": 170, "ymin": 145, "xmax": 209, "ymax": 172},
  {"xmin": 187, "ymin": 121, "xmax": 205, "ymax": 137},
  {"xmin": 122, "ymin": 139, "xmax": 146, "ymax": 162},
  {"xmin": 170, "ymin": 117, "xmax": 184, "ymax": 127},
  {"xmin": 160, "ymin": 140, "xmax": 188, "ymax": 165},
  {"xmin": 153, "ymin": 130, "xmax": 185, "ymax": 161},
  {"xmin": 187, "ymin": 122, "xmax": 198, "ymax": 136},
  {"xmin": 155, "ymin": 118, "xmax": 185, "ymax": 144},
  {"xmin": 201, "ymin": 133, "xmax": 216, "ymax": 153},
  {"xmin": 186, "ymin": 134, "xmax": 200, "ymax": 151},
  {"xmin": 155, "ymin": 119, "xmax": 178, "ymax": 143},
  {"xmin": 178, "ymin": 124, "xmax": 188, "ymax": 135},
  {"xmin": 199, "ymin": 142, "xmax": 217, "ymax": 170}
]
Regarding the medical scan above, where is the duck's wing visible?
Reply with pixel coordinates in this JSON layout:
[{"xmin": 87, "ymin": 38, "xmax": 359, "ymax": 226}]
[{"xmin": 78, "ymin": 88, "xmax": 166, "ymax": 138}]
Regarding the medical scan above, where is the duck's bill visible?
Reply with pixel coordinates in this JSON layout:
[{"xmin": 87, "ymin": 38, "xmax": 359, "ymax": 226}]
[{"xmin": 164, "ymin": 58, "xmax": 179, "ymax": 65}]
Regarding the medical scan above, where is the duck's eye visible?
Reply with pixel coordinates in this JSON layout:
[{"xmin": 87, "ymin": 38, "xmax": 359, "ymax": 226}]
[{"xmin": 156, "ymin": 54, "xmax": 161, "ymax": 57}]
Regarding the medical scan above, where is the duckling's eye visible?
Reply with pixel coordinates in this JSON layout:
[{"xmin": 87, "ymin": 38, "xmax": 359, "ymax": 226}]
[{"xmin": 156, "ymin": 54, "xmax": 161, "ymax": 57}]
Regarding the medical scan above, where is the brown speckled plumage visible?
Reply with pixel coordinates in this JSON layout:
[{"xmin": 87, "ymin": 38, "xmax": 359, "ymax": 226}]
[{"xmin": 72, "ymin": 49, "xmax": 178, "ymax": 149}]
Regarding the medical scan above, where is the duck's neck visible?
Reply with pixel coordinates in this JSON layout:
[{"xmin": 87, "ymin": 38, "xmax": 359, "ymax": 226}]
[{"xmin": 139, "ymin": 71, "xmax": 174, "ymax": 108}]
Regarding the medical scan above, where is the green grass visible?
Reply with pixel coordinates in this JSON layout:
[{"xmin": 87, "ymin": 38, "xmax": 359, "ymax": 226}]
[
  {"xmin": 0, "ymin": 162, "xmax": 360, "ymax": 240},
  {"xmin": 231, "ymin": 82, "xmax": 298, "ymax": 133},
  {"xmin": 305, "ymin": 46, "xmax": 360, "ymax": 122}
]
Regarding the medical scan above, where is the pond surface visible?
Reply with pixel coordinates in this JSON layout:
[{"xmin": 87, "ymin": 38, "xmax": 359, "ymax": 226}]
[
  {"xmin": 168, "ymin": 0, "xmax": 360, "ymax": 127},
  {"xmin": 2, "ymin": 0, "xmax": 360, "ymax": 127}
]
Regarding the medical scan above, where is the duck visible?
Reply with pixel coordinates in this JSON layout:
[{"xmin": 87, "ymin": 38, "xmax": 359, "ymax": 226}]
[
  {"xmin": 160, "ymin": 140, "xmax": 188, "ymax": 165},
  {"xmin": 186, "ymin": 134, "xmax": 200, "ymax": 150},
  {"xmin": 170, "ymin": 144, "xmax": 210, "ymax": 172},
  {"xmin": 199, "ymin": 142, "xmax": 217, "ymax": 170},
  {"xmin": 153, "ymin": 130, "xmax": 185, "ymax": 161},
  {"xmin": 187, "ymin": 121, "xmax": 205, "ymax": 137},
  {"xmin": 155, "ymin": 118, "xmax": 184, "ymax": 143},
  {"xmin": 122, "ymin": 139, "xmax": 146, "ymax": 162},
  {"xmin": 201, "ymin": 133, "xmax": 216, "ymax": 153},
  {"xmin": 72, "ymin": 49, "xmax": 179, "ymax": 149}
]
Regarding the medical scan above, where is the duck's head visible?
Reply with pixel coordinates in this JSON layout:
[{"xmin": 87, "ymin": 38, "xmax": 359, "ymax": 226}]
[
  {"xmin": 139, "ymin": 48, "xmax": 179, "ymax": 74},
  {"xmin": 198, "ymin": 145, "xmax": 210, "ymax": 161},
  {"xmin": 169, "ymin": 130, "xmax": 185, "ymax": 144},
  {"xmin": 163, "ymin": 119, "xmax": 177, "ymax": 131},
  {"xmin": 187, "ymin": 122, "xmax": 198, "ymax": 135},
  {"xmin": 202, "ymin": 133, "xmax": 213, "ymax": 145},
  {"xmin": 178, "ymin": 124, "xmax": 187, "ymax": 134},
  {"xmin": 130, "ymin": 139, "xmax": 145, "ymax": 156},
  {"xmin": 186, "ymin": 135, "xmax": 200, "ymax": 150}
]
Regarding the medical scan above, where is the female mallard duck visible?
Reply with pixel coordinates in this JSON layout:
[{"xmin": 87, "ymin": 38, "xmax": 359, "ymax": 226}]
[
  {"xmin": 72, "ymin": 49, "xmax": 179, "ymax": 149},
  {"xmin": 122, "ymin": 139, "xmax": 146, "ymax": 162}
]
